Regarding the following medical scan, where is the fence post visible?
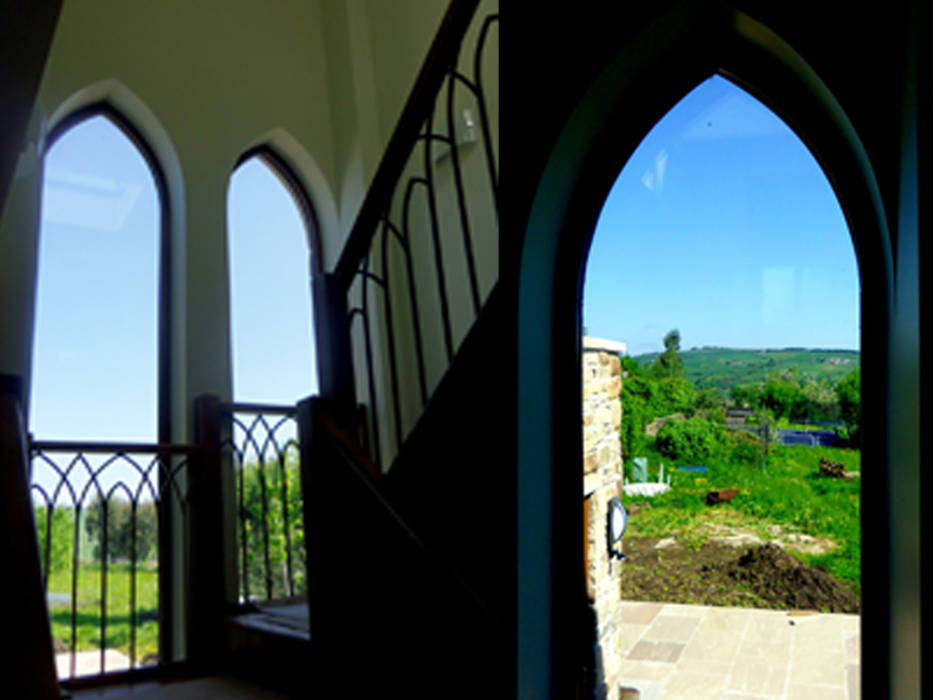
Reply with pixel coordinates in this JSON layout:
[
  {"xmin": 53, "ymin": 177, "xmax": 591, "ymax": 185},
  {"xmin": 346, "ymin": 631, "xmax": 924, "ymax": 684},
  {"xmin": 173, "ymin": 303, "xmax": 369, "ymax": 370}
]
[
  {"xmin": 188, "ymin": 394, "xmax": 227, "ymax": 670},
  {"xmin": 0, "ymin": 377, "xmax": 60, "ymax": 698}
]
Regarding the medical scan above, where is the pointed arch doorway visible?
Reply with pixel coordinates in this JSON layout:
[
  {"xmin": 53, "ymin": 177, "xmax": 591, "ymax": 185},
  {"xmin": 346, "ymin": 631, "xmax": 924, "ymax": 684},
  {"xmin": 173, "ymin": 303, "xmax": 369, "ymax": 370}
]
[
  {"xmin": 581, "ymin": 71, "xmax": 862, "ymax": 698},
  {"xmin": 517, "ymin": 8, "xmax": 894, "ymax": 698}
]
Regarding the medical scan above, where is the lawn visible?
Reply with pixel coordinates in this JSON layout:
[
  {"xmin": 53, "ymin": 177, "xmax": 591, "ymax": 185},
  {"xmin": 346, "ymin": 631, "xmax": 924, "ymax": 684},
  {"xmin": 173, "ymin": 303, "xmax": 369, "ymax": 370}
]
[
  {"xmin": 623, "ymin": 443, "xmax": 861, "ymax": 593},
  {"xmin": 46, "ymin": 560, "xmax": 160, "ymax": 667}
]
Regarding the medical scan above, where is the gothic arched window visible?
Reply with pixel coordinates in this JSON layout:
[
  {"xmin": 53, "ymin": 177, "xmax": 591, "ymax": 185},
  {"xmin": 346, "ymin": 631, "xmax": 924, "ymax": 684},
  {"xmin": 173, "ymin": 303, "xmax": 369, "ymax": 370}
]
[
  {"xmin": 227, "ymin": 149, "xmax": 320, "ymax": 404},
  {"xmin": 31, "ymin": 109, "xmax": 165, "ymax": 443}
]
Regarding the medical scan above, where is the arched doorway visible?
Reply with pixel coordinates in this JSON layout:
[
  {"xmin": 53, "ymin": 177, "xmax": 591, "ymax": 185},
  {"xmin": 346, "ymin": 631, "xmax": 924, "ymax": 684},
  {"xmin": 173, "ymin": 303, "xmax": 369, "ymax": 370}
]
[
  {"xmin": 517, "ymin": 8, "xmax": 893, "ymax": 698},
  {"xmin": 581, "ymin": 72, "xmax": 862, "ymax": 697}
]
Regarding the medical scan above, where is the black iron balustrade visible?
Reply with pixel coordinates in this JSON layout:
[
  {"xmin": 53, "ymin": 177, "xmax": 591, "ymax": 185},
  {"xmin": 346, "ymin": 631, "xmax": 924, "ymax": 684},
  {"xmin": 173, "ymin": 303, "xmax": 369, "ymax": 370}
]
[
  {"xmin": 326, "ymin": 0, "xmax": 498, "ymax": 470},
  {"xmin": 220, "ymin": 402, "xmax": 304, "ymax": 604},
  {"xmin": 28, "ymin": 439, "xmax": 197, "ymax": 681}
]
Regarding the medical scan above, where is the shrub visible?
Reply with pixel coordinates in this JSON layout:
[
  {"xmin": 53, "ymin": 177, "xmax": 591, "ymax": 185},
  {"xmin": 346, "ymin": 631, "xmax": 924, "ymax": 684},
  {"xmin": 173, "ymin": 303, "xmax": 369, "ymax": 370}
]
[
  {"xmin": 728, "ymin": 431, "xmax": 761, "ymax": 464},
  {"xmin": 655, "ymin": 417, "xmax": 724, "ymax": 464},
  {"xmin": 655, "ymin": 376, "xmax": 696, "ymax": 416}
]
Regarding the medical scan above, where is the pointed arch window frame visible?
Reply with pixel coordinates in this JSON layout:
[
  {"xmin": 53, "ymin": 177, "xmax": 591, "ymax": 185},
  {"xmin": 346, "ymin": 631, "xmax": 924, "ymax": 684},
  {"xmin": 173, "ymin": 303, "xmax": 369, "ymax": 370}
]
[
  {"xmin": 232, "ymin": 145, "xmax": 323, "ymax": 278},
  {"xmin": 40, "ymin": 102, "xmax": 174, "ymax": 445}
]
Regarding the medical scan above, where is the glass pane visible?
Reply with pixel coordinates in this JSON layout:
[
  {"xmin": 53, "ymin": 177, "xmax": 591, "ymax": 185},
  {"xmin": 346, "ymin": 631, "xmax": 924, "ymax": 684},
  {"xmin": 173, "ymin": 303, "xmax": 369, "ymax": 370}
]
[
  {"xmin": 227, "ymin": 156, "xmax": 317, "ymax": 403},
  {"xmin": 31, "ymin": 115, "xmax": 159, "ymax": 442},
  {"xmin": 582, "ymin": 74, "xmax": 860, "ymax": 693}
]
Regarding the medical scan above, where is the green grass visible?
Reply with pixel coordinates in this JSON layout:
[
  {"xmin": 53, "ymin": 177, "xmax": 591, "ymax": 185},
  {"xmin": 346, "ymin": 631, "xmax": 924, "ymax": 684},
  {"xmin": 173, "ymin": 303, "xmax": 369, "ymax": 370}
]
[
  {"xmin": 46, "ymin": 561, "xmax": 159, "ymax": 665},
  {"xmin": 624, "ymin": 443, "xmax": 861, "ymax": 593}
]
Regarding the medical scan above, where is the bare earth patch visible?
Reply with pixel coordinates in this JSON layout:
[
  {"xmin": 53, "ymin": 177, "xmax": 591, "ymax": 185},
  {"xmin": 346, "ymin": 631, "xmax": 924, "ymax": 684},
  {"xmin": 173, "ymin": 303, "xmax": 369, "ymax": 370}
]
[
  {"xmin": 696, "ymin": 521, "xmax": 838, "ymax": 555},
  {"xmin": 620, "ymin": 536, "xmax": 859, "ymax": 613}
]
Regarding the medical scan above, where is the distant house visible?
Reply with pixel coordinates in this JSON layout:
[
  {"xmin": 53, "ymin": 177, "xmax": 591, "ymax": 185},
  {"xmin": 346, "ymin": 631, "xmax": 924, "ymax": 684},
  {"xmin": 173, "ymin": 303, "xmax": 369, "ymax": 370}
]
[{"xmin": 725, "ymin": 407, "xmax": 754, "ymax": 429}]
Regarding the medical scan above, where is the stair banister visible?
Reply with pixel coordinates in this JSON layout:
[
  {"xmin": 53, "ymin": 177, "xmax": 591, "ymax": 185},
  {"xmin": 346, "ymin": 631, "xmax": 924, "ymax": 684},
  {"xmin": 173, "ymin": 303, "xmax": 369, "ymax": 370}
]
[
  {"xmin": 331, "ymin": 0, "xmax": 481, "ymax": 292},
  {"xmin": 315, "ymin": 0, "xmax": 498, "ymax": 474}
]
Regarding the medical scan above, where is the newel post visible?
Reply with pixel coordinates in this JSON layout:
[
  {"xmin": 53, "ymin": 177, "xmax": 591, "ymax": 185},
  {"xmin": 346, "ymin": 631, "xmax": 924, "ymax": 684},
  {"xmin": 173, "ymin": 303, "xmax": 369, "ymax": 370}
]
[
  {"xmin": 188, "ymin": 394, "xmax": 229, "ymax": 670},
  {"xmin": 297, "ymin": 395, "xmax": 351, "ymax": 678},
  {"xmin": 312, "ymin": 273, "xmax": 356, "ymax": 430}
]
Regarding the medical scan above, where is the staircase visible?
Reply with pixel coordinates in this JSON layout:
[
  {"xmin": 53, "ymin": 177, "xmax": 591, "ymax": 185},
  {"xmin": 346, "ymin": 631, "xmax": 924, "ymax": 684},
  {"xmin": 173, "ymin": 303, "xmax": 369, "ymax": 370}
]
[
  {"xmin": 298, "ymin": 286, "xmax": 506, "ymax": 696},
  {"xmin": 295, "ymin": 0, "xmax": 501, "ymax": 692},
  {"xmin": 179, "ymin": 0, "xmax": 500, "ymax": 693}
]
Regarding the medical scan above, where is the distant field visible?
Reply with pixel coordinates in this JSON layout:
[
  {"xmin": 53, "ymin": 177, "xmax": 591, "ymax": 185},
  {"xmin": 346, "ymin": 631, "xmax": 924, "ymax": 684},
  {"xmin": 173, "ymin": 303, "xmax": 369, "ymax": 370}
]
[{"xmin": 633, "ymin": 347, "xmax": 860, "ymax": 395}]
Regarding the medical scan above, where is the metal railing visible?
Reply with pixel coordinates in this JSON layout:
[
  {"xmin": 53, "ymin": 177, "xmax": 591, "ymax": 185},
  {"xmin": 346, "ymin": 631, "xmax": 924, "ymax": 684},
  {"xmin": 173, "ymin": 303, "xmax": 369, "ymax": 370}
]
[
  {"xmin": 28, "ymin": 439, "xmax": 197, "ymax": 680},
  {"xmin": 221, "ymin": 402, "xmax": 304, "ymax": 604},
  {"xmin": 326, "ymin": 0, "xmax": 498, "ymax": 470}
]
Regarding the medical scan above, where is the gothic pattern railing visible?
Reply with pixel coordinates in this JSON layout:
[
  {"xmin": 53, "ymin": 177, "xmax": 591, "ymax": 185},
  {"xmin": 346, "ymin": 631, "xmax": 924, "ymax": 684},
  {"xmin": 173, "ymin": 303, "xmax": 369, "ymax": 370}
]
[
  {"xmin": 221, "ymin": 403, "xmax": 304, "ymax": 604},
  {"xmin": 28, "ymin": 440, "xmax": 196, "ymax": 680},
  {"xmin": 337, "ymin": 1, "xmax": 498, "ymax": 470}
]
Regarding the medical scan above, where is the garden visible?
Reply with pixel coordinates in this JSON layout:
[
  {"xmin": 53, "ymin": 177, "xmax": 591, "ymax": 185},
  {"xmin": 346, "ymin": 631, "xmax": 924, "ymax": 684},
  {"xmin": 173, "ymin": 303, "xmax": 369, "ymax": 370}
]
[{"xmin": 617, "ymin": 332, "xmax": 862, "ymax": 612}]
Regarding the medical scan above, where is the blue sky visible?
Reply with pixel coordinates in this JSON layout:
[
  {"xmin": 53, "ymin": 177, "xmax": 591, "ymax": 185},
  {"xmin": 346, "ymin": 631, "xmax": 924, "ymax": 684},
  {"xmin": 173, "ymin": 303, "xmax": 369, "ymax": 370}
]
[
  {"xmin": 583, "ymin": 75, "xmax": 859, "ymax": 357},
  {"xmin": 31, "ymin": 116, "xmax": 159, "ymax": 443},
  {"xmin": 30, "ymin": 116, "xmax": 312, "ymax": 501},
  {"xmin": 227, "ymin": 157, "xmax": 316, "ymax": 404}
]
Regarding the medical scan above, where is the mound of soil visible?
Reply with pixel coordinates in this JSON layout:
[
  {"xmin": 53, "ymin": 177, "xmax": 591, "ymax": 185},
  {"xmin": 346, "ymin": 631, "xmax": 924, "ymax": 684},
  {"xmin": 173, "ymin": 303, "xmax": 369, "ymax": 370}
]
[
  {"xmin": 621, "ymin": 537, "xmax": 859, "ymax": 613},
  {"xmin": 720, "ymin": 543, "xmax": 859, "ymax": 612}
]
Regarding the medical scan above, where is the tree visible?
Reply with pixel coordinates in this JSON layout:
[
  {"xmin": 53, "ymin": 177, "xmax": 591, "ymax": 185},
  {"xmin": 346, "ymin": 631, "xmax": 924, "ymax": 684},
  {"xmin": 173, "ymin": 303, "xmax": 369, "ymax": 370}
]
[
  {"xmin": 656, "ymin": 376, "xmax": 696, "ymax": 415},
  {"xmin": 760, "ymin": 370, "xmax": 800, "ymax": 420},
  {"xmin": 35, "ymin": 506, "xmax": 76, "ymax": 577},
  {"xmin": 84, "ymin": 497, "xmax": 158, "ymax": 563},
  {"xmin": 730, "ymin": 383, "xmax": 761, "ymax": 409},
  {"xmin": 238, "ymin": 448, "xmax": 305, "ymax": 599},
  {"xmin": 652, "ymin": 329, "xmax": 684, "ymax": 379},
  {"xmin": 796, "ymin": 376, "xmax": 839, "ymax": 423},
  {"xmin": 694, "ymin": 387, "xmax": 727, "ymax": 423},
  {"xmin": 836, "ymin": 368, "xmax": 861, "ymax": 445},
  {"xmin": 619, "ymin": 355, "xmax": 644, "ymax": 377}
]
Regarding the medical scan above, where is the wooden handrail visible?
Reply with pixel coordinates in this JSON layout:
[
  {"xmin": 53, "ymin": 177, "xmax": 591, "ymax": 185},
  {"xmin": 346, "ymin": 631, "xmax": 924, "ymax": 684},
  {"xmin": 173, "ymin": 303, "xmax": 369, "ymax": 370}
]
[
  {"xmin": 222, "ymin": 402, "xmax": 297, "ymax": 417},
  {"xmin": 30, "ymin": 440, "xmax": 199, "ymax": 454},
  {"xmin": 332, "ymin": 0, "xmax": 480, "ymax": 290}
]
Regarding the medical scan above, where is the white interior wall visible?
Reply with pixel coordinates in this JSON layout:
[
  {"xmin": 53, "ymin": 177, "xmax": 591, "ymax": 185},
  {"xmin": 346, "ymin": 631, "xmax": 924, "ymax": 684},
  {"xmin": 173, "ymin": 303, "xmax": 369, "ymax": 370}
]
[
  {"xmin": 0, "ymin": 0, "xmax": 471, "ymax": 439},
  {"xmin": 0, "ymin": 4, "xmax": 482, "ymax": 655}
]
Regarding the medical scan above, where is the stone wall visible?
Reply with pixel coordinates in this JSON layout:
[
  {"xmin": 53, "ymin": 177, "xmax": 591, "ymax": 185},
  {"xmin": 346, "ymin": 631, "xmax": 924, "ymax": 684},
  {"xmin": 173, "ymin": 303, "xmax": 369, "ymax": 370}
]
[{"xmin": 582, "ymin": 349, "xmax": 625, "ymax": 699}]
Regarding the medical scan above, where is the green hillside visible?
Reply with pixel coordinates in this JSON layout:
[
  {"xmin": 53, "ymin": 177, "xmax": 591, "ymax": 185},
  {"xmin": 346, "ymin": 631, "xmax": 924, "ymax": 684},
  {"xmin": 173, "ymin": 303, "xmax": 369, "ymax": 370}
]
[{"xmin": 632, "ymin": 347, "xmax": 860, "ymax": 396}]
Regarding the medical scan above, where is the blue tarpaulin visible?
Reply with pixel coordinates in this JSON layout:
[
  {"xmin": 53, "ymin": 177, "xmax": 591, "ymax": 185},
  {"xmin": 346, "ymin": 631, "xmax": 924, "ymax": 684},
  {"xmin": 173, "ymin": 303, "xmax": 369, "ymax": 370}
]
[{"xmin": 676, "ymin": 466, "xmax": 707, "ymax": 473}]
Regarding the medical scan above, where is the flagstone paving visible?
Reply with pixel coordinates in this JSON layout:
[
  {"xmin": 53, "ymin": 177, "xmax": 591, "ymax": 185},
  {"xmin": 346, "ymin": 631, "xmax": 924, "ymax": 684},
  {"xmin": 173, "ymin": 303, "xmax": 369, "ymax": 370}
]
[
  {"xmin": 616, "ymin": 601, "xmax": 860, "ymax": 700},
  {"xmin": 56, "ymin": 650, "xmax": 131, "ymax": 680}
]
